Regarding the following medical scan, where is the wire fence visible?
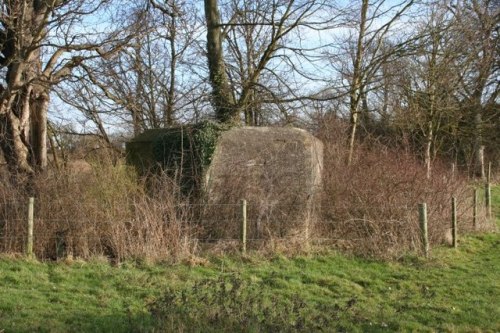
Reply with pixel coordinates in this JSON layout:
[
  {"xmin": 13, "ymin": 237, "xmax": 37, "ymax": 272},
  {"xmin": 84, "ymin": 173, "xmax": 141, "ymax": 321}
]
[{"xmin": 0, "ymin": 183, "xmax": 494, "ymax": 261}]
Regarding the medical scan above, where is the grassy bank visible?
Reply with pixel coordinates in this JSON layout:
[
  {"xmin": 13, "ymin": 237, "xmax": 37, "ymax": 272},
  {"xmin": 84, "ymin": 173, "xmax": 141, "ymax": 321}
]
[{"xmin": 0, "ymin": 188, "xmax": 498, "ymax": 332}]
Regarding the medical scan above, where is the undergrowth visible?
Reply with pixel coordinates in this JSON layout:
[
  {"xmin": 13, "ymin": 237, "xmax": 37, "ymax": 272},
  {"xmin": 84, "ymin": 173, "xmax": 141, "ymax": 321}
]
[
  {"xmin": 0, "ymin": 163, "xmax": 198, "ymax": 263},
  {"xmin": 0, "ymin": 119, "xmax": 495, "ymax": 261},
  {"xmin": 316, "ymin": 117, "xmax": 490, "ymax": 258}
]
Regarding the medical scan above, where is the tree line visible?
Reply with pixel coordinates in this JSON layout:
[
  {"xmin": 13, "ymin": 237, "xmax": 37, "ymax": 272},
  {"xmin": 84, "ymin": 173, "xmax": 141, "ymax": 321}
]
[{"xmin": 0, "ymin": 0, "xmax": 498, "ymax": 185}]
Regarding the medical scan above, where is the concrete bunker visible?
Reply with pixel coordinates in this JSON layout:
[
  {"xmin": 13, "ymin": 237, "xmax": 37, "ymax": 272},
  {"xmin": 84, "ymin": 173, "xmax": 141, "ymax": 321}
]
[
  {"xmin": 203, "ymin": 127, "xmax": 323, "ymax": 243},
  {"xmin": 127, "ymin": 125, "xmax": 323, "ymax": 244}
]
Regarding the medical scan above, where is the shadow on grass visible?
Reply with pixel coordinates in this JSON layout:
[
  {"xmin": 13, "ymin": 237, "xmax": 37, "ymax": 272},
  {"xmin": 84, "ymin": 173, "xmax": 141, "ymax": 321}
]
[{"xmin": 2, "ymin": 312, "xmax": 155, "ymax": 333}]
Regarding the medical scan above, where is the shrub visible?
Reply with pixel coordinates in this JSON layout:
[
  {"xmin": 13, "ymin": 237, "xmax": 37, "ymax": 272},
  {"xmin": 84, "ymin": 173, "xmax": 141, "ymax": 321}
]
[
  {"xmin": 316, "ymin": 117, "xmax": 484, "ymax": 258},
  {"xmin": 0, "ymin": 117, "xmax": 492, "ymax": 261},
  {"xmin": 127, "ymin": 121, "xmax": 228, "ymax": 195},
  {"xmin": 0, "ymin": 163, "xmax": 198, "ymax": 262}
]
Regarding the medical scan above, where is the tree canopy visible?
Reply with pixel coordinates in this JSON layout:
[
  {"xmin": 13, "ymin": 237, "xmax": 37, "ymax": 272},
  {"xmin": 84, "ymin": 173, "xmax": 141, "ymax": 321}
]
[{"xmin": 0, "ymin": 0, "xmax": 498, "ymax": 181}]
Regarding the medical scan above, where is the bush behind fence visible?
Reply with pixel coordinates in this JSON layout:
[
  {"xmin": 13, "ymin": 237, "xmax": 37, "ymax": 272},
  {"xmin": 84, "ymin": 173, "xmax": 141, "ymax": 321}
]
[
  {"xmin": 0, "ymin": 131, "xmax": 495, "ymax": 261},
  {"xmin": 0, "ymin": 186, "xmax": 493, "ymax": 261}
]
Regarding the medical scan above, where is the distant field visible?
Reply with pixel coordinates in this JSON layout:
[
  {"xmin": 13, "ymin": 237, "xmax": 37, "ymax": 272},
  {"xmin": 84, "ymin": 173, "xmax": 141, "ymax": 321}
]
[{"xmin": 0, "ymin": 187, "xmax": 498, "ymax": 332}]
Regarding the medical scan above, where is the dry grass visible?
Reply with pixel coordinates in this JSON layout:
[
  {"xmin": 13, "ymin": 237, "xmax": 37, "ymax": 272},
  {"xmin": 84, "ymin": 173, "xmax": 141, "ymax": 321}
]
[{"xmin": 0, "ymin": 163, "xmax": 199, "ymax": 263}]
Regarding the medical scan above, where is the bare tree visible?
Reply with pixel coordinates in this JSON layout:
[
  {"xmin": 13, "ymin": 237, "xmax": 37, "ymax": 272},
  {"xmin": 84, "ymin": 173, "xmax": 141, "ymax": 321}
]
[
  {"xmin": 389, "ymin": 0, "xmax": 499, "ymax": 177},
  {"xmin": 57, "ymin": 0, "xmax": 203, "ymax": 140},
  {"xmin": 325, "ymin": 0, "xmax": 415, "ymax": 165},
  {"xmin": 452, "ymin": 0, "xmax": 499, "ymax": 178},
  {"xmin": 0, "ymin": 1, "xmax": 127, "ymax": 179},
  {"xmin": 350, "ymin": 0, "xmax": 500, "ymax": 177},
  {"xmin": 388, "ymin": 3, "xmax": 462, "ymax": 178},
  {"xmin": 204, "ymin": 0, "xmax": 332, "ymax": 124}
]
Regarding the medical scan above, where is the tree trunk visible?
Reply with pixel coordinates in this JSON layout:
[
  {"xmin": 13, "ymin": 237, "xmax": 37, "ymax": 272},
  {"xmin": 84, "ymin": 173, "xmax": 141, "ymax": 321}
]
[
  {"xmin": 204, "ymin": 0, "xmax": 236, "ymax": 123},
  {"xmin": 0, "ymin": 86, "xmax": 49, "ymax": 176},
  {"xmin": 473, "ymin": 108, "xmax": 485, "ymax": 179},
  {"xmin": 165, "ymin": 5, "xmax": 177, "ymax": 126},
  {"xmin": 347, "ymin": 93, "xmax": 360, "ymax": 166},
  {"xmin": 0, "ymin": 109, "xmax": 33, "ymax": 175},
  {"xmin": 0, "ymin": 2, "xmax": 49, "ymax": 179},
  {"xmin": 360, "ymin": 87, "xmax": 371, "ymax": 129},
  {"xmin": 424, "ymin": 119, "xmax": 433, "ymax": 179},
  {"xmin": 470, "ymin": 66, "xmax": 491, "ymax": 180},
  {"xmin": 347, "ymin": 0, "xmax": 369, "ymax": 166},
  {"xmin": 30, "ymin": 88, "xmax": 49, "ymax": 172}
]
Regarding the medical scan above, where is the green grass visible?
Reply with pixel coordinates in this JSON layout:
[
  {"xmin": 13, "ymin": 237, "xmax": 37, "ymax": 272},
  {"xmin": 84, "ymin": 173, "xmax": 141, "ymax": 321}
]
[{"xmin": 0, "ymin": 189, "xmax": 499, "ymax": 332}]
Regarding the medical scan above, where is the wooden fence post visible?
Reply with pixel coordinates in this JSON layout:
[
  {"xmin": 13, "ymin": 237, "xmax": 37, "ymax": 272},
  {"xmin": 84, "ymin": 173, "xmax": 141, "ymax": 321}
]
[
  {"xmin": 27, "ymin": 197, "xmax": 34, "ymax": 258},
  {"xmin": 241, "ymin": 199, "xmax": 247, "ymax": 254},
  {"xmin": 418, "ymin": 203, "xmax": 429, "ymax": 257},
  {"xmin": 451, "ymin": 197, "xmax": 457, "ymax": 248},
  {"xmin": 473, "ymin": 188, "xmax": 478, "ymax": 230},
  {"xmin": 485, "ymin": 182, "xmax": 492, "ymax": 220},
  {"xmin": 487, "ymin": 162, "xmax": 491, "ymax": 183}
]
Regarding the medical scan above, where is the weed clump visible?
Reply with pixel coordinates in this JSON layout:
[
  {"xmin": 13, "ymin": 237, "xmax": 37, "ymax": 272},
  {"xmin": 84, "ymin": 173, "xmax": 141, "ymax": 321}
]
[{"xmin": 149, "ymin": 274, "xmax": 342, "ymax": 331}]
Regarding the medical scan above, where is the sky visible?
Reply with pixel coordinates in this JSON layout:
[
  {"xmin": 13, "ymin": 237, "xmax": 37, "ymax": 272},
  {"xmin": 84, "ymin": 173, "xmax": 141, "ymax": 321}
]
[{"xmin": 45, "ymin": 0, "xmax": 423, "ymax": 137}]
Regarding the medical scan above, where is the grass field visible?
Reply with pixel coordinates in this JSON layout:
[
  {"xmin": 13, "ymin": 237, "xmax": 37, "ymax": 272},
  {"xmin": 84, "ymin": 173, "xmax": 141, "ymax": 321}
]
[{"xmin": 0, "ymin": 187, "xmax": 498, "ymax": 332}]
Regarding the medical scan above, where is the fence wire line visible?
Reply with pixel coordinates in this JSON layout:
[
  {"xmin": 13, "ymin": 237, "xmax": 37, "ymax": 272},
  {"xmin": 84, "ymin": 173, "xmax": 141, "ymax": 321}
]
[
  {"xmin": 0, "ymin": 211, "xmax": 482, "ymax": 226},
  {"xmin": 0, "ymin": 235, "xmax": 424, "ymax": 242},
  {"xmin": 1, "ymin": 191, "xmax": 491, "ymax": 253},
  {"xmin": 0, "ymin": 197, "xmax": 480, "ymax": 208},
  {"xmin": 0, "ymin": 218, "xmax": 485, "ymax": 239}
]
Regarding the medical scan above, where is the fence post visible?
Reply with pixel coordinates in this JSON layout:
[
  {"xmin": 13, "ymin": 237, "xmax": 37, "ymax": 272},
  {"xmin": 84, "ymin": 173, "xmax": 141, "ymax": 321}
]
[
  {"xmin": 451, "ymin": 197, "xmax": 457, "ymax": 248},
  {"xmin": 473, "ymin": 188, "xmax": 478, "ymax": 230},
  {"xmin": 27, "ymin": 197, "xmax": 34, "ymax": 258},
  {"xmin": 485, "ymin": 182, "xmax": 492, "ymax": 220},
  {"xmin": 241, "ymin": 199, "xmax": 247, "ymax": 254},
  {"xmin": 488, "ymin": 162, "xmax": 491, "ymax": 181},
  {"xmin": 418, "ymin": 203, "xmax": 429, "ymax": 258},
  {"xmin": 486, "ymin": 162, "xmax": 492, "ymax": 220}
]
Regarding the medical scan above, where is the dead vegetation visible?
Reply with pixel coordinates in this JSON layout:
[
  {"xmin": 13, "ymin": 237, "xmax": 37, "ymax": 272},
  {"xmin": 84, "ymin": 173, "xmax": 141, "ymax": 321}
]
[
  {"xmin": 316, "ymin": 118, "xmax": 490, "ymax": 258},
  {"xmin": 0, "ymin": 120, "xmax": 493, "ymax": 262},
  {"xmin": 0, "ymin": 164, "xmax": 198, "ymax": 263}
]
